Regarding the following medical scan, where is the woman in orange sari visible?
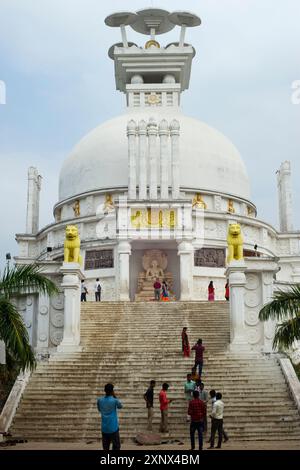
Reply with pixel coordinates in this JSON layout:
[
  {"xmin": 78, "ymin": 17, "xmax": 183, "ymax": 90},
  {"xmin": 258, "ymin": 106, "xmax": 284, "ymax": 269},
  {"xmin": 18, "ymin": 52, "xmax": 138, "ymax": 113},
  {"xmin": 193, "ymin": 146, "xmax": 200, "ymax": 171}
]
[{"xmin": 182, "ymin": 327, "xmax": 190, "ymax": 358}]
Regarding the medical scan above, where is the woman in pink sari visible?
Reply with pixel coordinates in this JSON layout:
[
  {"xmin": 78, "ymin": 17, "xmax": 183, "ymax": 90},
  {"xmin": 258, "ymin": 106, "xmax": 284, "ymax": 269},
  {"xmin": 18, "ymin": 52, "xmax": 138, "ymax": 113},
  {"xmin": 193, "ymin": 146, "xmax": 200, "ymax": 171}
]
[
  {"xmin": 181, "ymin": 327, "xmax": 190, "ymax": 358},
  {"xmin": 208, "ymin": 281, "xmax": 215, "ymax": 301}
]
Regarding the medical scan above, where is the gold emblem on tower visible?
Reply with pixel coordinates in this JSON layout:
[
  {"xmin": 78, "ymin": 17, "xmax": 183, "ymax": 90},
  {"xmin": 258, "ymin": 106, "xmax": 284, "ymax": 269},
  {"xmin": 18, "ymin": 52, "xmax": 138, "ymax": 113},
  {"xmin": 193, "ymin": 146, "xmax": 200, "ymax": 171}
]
[
  {"xmin": 147, "ymin": 93, "xmax": 161, "ymax": 105},
  {"xmin": 145, "ymin": 39, "xmax": 160, "ymax": 49}
]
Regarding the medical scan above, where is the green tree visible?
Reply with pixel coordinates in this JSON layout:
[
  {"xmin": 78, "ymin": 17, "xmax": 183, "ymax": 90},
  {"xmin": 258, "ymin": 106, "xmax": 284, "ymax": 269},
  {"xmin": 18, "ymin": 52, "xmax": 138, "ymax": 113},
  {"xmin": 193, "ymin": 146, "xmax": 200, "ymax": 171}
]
[
  {"xmin": 0, "ymin": 264, "xmax": 58, "ymax": 371},
  {"xmin": 259, "ymin": 284, "xmax": 300, "ymax": 350}
]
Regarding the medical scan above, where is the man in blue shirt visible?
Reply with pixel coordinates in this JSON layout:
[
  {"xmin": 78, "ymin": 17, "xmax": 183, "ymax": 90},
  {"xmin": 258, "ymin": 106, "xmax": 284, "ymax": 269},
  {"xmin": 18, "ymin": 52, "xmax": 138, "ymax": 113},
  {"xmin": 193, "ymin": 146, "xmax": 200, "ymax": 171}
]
[{"xmin": 97, "ymin": 383, "xmax": 123, "ymax": 450}]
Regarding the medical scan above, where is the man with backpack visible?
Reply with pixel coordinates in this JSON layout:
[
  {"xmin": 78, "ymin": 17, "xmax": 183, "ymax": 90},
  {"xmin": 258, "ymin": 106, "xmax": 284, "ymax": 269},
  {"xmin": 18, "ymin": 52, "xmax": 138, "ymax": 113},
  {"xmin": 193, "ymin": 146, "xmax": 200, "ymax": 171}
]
[{"xmin": 94, "ymin": 278, "xmax": 101, "ymax": 301}]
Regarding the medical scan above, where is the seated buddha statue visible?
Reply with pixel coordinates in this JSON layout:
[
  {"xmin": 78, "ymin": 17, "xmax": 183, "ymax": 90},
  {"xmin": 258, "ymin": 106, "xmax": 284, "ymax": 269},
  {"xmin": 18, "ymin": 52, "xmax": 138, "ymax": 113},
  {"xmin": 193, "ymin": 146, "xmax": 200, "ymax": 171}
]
[{"xmin": 145, "ymin": 260, "xmax": 164, "ymax": 280}]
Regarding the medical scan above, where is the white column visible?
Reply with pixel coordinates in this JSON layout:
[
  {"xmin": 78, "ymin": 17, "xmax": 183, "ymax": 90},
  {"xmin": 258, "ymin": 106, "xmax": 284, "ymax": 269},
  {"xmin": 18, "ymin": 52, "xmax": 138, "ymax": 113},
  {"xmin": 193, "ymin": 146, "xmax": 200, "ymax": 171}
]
[
  {"xmin": 277, "ymin": 161, "xmax": 293, "ymax": 232},
  {"xmin": 26, "ymin": 167, "xmax": 42, "ymax": 234},
  {"xmin": 147, "ymin": 118, "xmax": 158, "ymax": 199},
  {"xmin": 179, "ymin": 24, "xmax": 187, "ymax": 47},
  {"xmin": 138, "ymin": 120, "xmax": 147, "ymax": 200},
  {"xmin": 159, "ymin": 119, "xmax": 169, "ymax": 199},
  {"xmin": 120, "ymin": 24, "xmax": 128, "ymax": 48},
  {"xmin": 225, "ymin": 260, "xmax": 249, "ymax": 352},
  {"xmin": 178, "ymin": 240, "xmax": 194, "ymax": 300},
  {"xmin": 57, "ymin": 263, "xmax": 84, "ymax": 353},
  {"xmin": 118, "ymin": 241, "xmax": 131, "ymax": 301},
  {"xmin": 127, "ymin": 120, "xmax": 137, "ymax": 200},
  {"xmin": 170, "ymin": 119, "xmax": 180, "ymax": 199}
]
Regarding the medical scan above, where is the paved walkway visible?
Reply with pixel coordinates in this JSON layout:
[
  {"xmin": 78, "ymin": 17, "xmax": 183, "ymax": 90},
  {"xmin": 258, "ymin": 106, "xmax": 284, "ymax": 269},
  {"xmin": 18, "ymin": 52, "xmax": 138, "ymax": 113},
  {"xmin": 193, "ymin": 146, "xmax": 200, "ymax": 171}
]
[{"xmin": 1, "ymin": 440, "xmax": 300, "ymax": 451}]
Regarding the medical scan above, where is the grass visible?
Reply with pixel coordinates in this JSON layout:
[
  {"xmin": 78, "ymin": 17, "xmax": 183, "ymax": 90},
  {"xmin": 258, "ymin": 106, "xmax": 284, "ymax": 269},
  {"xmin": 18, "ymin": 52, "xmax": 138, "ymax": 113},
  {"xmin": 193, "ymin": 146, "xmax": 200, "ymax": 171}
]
[{"xmin": 293, "ymin": 362, "xmax": 300, "ymax": 381}]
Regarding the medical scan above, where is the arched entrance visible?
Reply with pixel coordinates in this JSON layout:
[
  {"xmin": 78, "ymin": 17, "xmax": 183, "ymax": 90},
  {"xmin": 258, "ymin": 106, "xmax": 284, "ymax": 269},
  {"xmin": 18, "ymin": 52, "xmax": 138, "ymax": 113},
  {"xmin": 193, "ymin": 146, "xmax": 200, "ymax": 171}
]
[{"xmin": 129, "ymin": 241, "xmax": 180, "ymax": 301}]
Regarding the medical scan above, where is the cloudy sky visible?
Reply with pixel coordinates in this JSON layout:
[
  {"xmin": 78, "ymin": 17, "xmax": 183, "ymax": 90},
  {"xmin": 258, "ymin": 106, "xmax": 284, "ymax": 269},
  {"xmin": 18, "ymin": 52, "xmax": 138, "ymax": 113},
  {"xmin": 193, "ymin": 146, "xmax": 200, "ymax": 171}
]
[{"xmin": 0, "ymin": 0, "xmax": 299, "ymax": 266}]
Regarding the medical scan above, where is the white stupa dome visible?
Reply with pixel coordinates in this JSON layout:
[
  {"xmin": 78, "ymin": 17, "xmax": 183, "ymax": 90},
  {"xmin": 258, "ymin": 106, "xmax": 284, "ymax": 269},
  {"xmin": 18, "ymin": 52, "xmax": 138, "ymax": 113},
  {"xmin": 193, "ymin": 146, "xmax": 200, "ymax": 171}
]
[{"xmin": 59, "ymin": 108, "xmax": 250, "ymax": 202}]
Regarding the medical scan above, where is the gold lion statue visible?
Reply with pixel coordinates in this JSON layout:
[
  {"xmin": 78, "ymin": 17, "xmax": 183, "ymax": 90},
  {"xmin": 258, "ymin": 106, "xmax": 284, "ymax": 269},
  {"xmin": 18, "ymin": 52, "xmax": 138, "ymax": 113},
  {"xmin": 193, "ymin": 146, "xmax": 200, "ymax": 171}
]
[
  {"xmin": 64, "ymin": 225, "xmax": 82, "ymax": 264},
  {"xmin": 227, "ymin": 223, "xmax": 244, "ymax": 264}
]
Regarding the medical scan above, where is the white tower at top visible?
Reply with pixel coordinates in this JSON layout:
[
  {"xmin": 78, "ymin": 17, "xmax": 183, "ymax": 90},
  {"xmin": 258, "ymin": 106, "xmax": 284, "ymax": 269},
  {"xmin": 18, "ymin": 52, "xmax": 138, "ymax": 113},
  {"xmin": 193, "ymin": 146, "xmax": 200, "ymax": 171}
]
[
  {"xmin": 277, "ymin": 161, "xmax": 293, "ymax": 232},
  {"xmin": 105, "ymin": 9, "xmax": 201, "ymax": 108}
]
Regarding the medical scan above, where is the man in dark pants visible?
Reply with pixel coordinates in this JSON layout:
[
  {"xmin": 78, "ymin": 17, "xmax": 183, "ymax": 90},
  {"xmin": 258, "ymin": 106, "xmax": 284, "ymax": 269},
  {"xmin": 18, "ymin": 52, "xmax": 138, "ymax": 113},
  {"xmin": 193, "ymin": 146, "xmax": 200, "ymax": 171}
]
[
  {"xmin": 191, "ymin": 339, "xmax": 205, "ymax": 379},
  {"xmin": 188, "ymin": 390, "xmax": 206, "ymax": 451},
  {"xmin": 97, "ymin": 383, "xmax": 123, "ymax": 451},
  {"xmin": 144, "ymin": 380, "xmax": 156, "ymax": 431},
  {"xmin": 81, "ymin": 280, "xmax": 88, "ymax": 302},
  {"xmin": 209, "ymin": 392, "xmax": 224, "ymax": 449}
]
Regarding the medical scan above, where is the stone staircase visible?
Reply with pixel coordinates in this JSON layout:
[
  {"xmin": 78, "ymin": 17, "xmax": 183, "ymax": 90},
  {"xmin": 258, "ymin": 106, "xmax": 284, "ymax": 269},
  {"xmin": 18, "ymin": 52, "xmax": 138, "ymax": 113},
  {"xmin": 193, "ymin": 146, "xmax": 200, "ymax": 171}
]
[{"xmin": 10, "ymin": 301, "xmax": 300, "ymax": 442}]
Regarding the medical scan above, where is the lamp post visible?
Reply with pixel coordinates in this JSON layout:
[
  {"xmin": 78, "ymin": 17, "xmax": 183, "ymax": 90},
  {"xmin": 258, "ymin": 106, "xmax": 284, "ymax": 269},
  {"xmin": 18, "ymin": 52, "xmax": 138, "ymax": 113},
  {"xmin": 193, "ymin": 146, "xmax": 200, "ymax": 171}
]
[{"xmin": 5, "ymin": 253, "xmax": 11, "ymax": 269}]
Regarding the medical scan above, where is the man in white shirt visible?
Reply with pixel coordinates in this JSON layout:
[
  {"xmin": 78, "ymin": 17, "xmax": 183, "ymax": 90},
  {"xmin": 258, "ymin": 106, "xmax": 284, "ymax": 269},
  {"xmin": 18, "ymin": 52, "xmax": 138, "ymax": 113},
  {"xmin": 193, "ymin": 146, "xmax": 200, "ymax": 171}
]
[
  {"xmin": 94, "ymin": 278, "xmax": 101, "ymax": 302},
  {"xmin": 208, "ymin": 392, "xmax": 224, "ymax": 449}
]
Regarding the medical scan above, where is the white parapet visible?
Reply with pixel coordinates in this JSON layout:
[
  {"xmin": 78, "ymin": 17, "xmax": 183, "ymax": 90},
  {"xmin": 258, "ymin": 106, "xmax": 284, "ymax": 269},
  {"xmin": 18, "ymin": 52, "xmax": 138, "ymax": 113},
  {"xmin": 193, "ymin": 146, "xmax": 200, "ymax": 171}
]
[{"xmin": 0, "ymin": 370, "xmax": 31, "ymax": 433}]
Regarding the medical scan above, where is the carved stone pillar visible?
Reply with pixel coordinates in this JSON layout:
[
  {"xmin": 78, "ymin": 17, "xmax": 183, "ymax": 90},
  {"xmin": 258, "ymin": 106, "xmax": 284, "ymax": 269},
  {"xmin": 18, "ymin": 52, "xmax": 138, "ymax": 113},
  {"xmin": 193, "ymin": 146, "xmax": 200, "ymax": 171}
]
[
  {"xmin": 159, "ymin": 119, "xmax": 169, "ymax": 199},
  {"xmin": 178, "ymin": 240, "xmax": 194, "ymax": 300},
  {"xmin": 147, "ymin": 118, "xmax": 158, "ymax": 199},
  {"xmin": 277, "ymin": 161, "xmax": 293, "ymax": 232},
  {"xmin": 170, "ymin": 119, "xmax": 180, "ymax": 199},
  {"xmin": 26, "ymin": 167, "xmax": 42, "ymax": 234},
  {"xmin": 138, "ymin": 120, "xmax": 147, "ymax": 200},
  {"xmin": 127, "ymin": 120, "xmax": 137, "ymax": 200},
  {"xmin": 118, "ymin": 241, "xmax": 131, "ymax": 301},
  {"xmin": 57, "ymin": 263, "xmax": 84, "ymax": 353},
  {"xmin": 225, "ymin": 260, "xmax": 249, "ymax": 352}
]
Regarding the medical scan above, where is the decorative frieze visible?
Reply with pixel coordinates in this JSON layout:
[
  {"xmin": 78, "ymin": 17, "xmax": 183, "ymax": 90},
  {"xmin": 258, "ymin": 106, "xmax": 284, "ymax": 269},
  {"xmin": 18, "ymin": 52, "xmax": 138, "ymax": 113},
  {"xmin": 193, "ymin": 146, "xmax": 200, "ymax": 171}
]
[{"xmin": 194, "ymin": 248, "xmax": 226, "ymax": 268}]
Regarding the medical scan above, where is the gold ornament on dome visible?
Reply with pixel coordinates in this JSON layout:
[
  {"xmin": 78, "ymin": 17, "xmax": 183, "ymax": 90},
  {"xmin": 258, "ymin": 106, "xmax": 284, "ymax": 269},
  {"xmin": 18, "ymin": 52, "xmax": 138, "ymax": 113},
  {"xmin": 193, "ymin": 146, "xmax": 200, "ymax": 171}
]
[
  {"xmin": 192, "ymin": 193, "xmax": 207, "ymax": 210},
  {"xmin": 147, "ymin": 93, "xmax": 161, "ymax": 105},
  {"xmin": 103, "ymin": 194, "xmax": 115, "ymax": 213},
  {"xmin": 56, "ymin": 208, "xmax": 62, "ymax": 222},
  {"xmin": 73, "ymin": 200, "xmax": 80, "ymax": 217},
  {"xmin": 247, "ymin": 206, "xmax": 254, "ymax": 217},
  {"xmin": 227, "ymin": 199, "xmax": 235, "ymax": 214},
  {"xmin": 145, "ymin": 39, "xmax": 160, "ymax": 49}
]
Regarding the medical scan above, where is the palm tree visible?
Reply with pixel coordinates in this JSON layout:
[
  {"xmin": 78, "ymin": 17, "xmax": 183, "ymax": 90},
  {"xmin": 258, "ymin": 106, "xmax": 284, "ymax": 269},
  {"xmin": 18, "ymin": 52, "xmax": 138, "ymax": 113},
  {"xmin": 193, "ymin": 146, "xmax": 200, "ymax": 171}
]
[
  {"xmin": 259, "ymin": 284, "xmax": 300, "ymax": 350},
  {"xmin": 0, "ymin": 264, "xmax": 58, "ymax": 371}
]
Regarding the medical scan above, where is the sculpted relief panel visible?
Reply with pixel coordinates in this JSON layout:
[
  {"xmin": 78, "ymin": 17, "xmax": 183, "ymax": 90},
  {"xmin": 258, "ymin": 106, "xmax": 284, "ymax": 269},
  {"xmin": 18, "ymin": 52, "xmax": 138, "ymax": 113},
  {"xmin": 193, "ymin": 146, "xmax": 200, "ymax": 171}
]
[
  {"xmin": 194, "ymin": 248, "xmax": 226, "ymax": 268},
  {"xmin": 49, "ymin": 292, "xmax": 64, "ymax": 348}
]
